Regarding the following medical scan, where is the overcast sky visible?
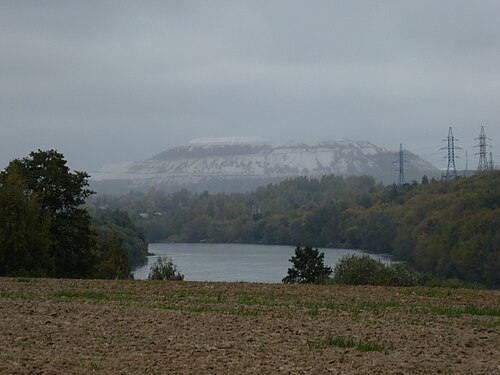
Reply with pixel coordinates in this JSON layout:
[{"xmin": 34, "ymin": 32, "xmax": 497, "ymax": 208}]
[{"xmin": 1, "ymin": 1, "xmax": 500, "ymax": 172}]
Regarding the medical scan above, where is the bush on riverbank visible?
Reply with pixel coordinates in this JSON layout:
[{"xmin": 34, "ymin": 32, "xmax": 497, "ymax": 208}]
[
  {"xmin": 148, "ymin": 256, "xmax": 184, "ymax": 281},
  {"xmin": 331, "ymin": 254, "xmax": 487, "ymax": 289},
  {"xmin": 332, "ymin": 255, "xmax": 423, "ymax": 287}
]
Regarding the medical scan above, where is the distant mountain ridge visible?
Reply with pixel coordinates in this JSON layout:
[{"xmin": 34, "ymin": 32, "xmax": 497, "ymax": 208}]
[{"xmin": 90, "ymin": 137, "xmax": 440, "ymax": 194}]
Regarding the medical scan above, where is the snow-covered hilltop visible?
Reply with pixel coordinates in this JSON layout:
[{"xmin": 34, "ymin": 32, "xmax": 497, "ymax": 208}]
[{"xmin": 91, "ymin": 138, "xmax": 440, "ymax": 194}]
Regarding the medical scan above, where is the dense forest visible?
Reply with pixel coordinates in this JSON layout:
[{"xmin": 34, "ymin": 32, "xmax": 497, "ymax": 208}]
[
  {"xmin": 91, "ymin": 172, "xmax": 500, "ymax": 287},
  {"xmin": 0, "ymin": 150, "xmax": 147, "ymax": 279}
]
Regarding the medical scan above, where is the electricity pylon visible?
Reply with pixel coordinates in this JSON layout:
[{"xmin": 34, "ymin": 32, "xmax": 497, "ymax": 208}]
[
  {"xmin": 441, "ymin": 127, "xmax": 459, "ymax": 180},
  {"xmin": 475, "ymin": 126, "xmax": 490, "ymax": 172}
]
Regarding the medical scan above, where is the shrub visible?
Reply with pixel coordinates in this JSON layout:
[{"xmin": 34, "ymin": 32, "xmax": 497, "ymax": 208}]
[
  {"xmin": 333, "ymin": 255, "xmax": 424, "ymax": 287},
  {"xmin": 386, "ymin": 263, "xmax": 423, "ymax": 287},
  {"xmin": 332, "ymin": 255, "xmax": 388, "ymax": 285},
  {"xmin": 148, "ymin": 256, "xmax": 184, "ymax": 281}
]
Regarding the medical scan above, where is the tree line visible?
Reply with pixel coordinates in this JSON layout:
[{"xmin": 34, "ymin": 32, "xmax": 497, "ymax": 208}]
[
  {"xmin": 2, "ymin": 149, "xmax": 498, "ymax": 286},
  {"xmin": 94, "ymin": 173, "xmax": 500, "ymax": 287}
]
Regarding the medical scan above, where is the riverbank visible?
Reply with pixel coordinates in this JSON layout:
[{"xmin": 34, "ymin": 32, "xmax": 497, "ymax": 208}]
[{"xmin": 1, "ymin": 277, "xmax": 499, "ymax": 374}]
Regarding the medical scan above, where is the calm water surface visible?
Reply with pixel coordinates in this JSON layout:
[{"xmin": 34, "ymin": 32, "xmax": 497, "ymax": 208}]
[{"xmin": 133, "ymin": 243, "xmax": 391, "ymax": 283}]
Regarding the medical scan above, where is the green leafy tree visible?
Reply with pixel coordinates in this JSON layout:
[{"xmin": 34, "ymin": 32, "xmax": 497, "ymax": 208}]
[
  {"xmin": 0, "ymin": 150, "xmax": 96, "ymax": 278},
  {"xmin": 93, "ymin": 230, "xmax": 131, "ymax": 279},
  {"xmin": 15, "ymin": 149, "xmax": 93, "ymax": 213},
  {"xmin": 0, "ymin": 163, "xmax": 52, "ymax": 276},
  {"xmin": 93, "ymin": 209, "xmax": 148, "ymax": 267},
  {"xmin": 282, "ymin": 245, "xmax": 332, "ymax": 284}
]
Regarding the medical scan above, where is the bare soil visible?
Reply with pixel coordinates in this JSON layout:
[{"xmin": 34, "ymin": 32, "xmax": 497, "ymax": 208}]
[{"xmin": 0, "ymin": 278, "xmax": 499, "ymax": 374}]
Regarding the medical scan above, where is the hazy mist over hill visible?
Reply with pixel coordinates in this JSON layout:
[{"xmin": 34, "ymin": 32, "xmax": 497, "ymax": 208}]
[
  {"xmin": 90, "ymin": 137, "xmax": 440, "ymax": 194},
  {"xmin": 1, "ymin": 1, "xmax": 499, "ymax": 173}
]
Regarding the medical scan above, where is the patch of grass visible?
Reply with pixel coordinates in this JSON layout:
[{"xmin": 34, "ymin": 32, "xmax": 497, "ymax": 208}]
[
  {"xmin": 17, "ymin": 277, "xmax": 31, "ymax": 283},
  {"xmin": 463, "ymin": 304, "xmax": 500, "ymax": 317},
  {"xmin": 308, "ymin": 306, "xmax": 319, "ymax": 318},
  {"xmin": 298, "ymin": 300, "xmax": 401, "ymax": 314},
  {"xmin": 216, "ymin": 291, "xmax": 224, "ymax": 303},
  {"xmin": 308, "ymin": 335, "xmax": 386, "ymax": 352},
  {"xmin": 162, "ymin": 303, "xmax": 182, "ymax": 312},
  {"xmin": 414, "ymin": 303, "xmax": 500, "ymax": 317},
  {"xmin": 355, "ymin": 301, "xmax": 401, "ymax": 312},
  {"xmin": 271, "ymin": 312, "xmax": 292, "ymax": 319},
  {"xmin": 235, "ymin": 292, "xmax": 277, "ymax": 307},
  {"xmin": 90, "ymin": 362, "xmax": 102, "ymax": 371},
  {"xmin": 308, "ymin": 335, "xmax": 356, "ymax": 349},
  {"xmin": 356, "ymin": 340, "xmax": 386, "ymax": 352},
  {"xmin": 419, "ymin": 289, "xmax": 439, "ymax": 297},
  {"xmin": 468, "ymin": 320, "xmax": 500, "ymax": 330},
  {"xmin": 53, "ymin": 290, "xmax": 143, "ymax": 304},
  {"xmin": 0, "ymin": 290, "xmax": 35, "ymax": 300},
  {"xmin": 400, "ymin": 288, "xmax": 440, "ymax": 298},
  {"xmin": 162, "ymin": 293, "xmax": 184, "ymax": 302}
]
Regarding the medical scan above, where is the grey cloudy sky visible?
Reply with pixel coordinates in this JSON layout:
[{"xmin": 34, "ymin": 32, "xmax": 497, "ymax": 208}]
[{"xmin": 1, "ymin": 0, "xmax": 500, "ymax": 172}]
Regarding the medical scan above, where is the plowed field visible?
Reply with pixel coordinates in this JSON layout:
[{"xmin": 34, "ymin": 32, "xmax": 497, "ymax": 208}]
[{"xmin": 0, "ymin": 278, "xmax": 499, "ymax": 374}]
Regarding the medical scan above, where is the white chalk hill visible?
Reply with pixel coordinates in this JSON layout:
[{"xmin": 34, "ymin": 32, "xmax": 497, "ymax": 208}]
[{"xmin": 91, "ymin": 137, "xmax": 439, "ymax": 194}]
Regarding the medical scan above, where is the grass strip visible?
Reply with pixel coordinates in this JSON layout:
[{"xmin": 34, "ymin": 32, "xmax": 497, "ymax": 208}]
[
  {"xmin": 414, "ymin": 303, "xmax": 500, "ymax": 317},
  {"xmin": 0, "ymin": 290, "xmax": 36, "ymax": 300},
  {"xmin": 308, "ymin": 335, "xmax": 386, "ymax": 352}
]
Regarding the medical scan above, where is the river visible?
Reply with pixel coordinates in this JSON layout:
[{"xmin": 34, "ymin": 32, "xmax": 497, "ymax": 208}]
[{"xmin": 132, "ymin": 243, "xmax": 391, "ymax": 283}]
